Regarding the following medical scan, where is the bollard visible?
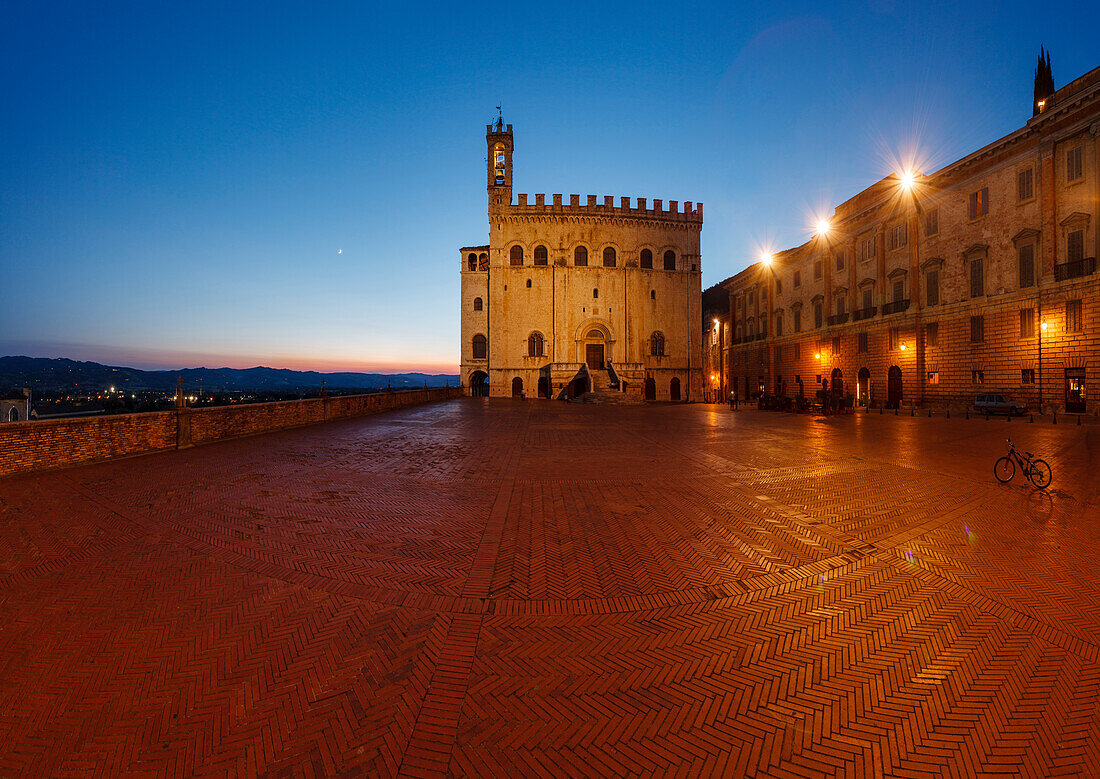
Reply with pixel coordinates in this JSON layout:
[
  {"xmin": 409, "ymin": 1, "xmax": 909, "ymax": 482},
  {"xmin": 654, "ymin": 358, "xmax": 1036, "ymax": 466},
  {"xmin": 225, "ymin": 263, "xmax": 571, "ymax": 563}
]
[
  {"xmin": 880, "ymin": 406, "xmax": 883, "ymax": 415},
  {"xmin": 910, "ymin": 407, "xmax": 914, "ymax": 417},
  {"xmin": 1007, "ymin": 413, "xmax": 1010, "ymax": 422},
  {"xmin": 1030, "ymin": 413, "xmax": 1034, "ymax": 423},
  {"xmin": 928, "ymin": 409, "xmax": 932, "ymax": 418},
  {"xmin": 946, "ymin": 408, "xmax": 950, "ymax": 419},
  {"xmin": 966, "ymin": 409, "xmax": 969, "ymax": 419},
  {"xmin": 1078, "ymin": 415, "xmax": 1082, "ymax": 426},
  {"xmin": 1053, "ymin": 411, "xmax": 1057, "ymax": 424}
]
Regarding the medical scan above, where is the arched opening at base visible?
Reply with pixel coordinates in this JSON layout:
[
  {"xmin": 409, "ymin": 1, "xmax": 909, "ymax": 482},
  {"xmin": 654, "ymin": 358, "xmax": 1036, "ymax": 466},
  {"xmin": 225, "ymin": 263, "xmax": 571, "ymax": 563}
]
[
  {"xmin": 570, "ymin": 377, "xmax": 588, "ymax": 398},
  {"xmin": 644, "ymin": 377, "xmax": 656, "ymax": 401},
  {"xmin": 537, "ymin": 376, "xmax": 550, "ymax": 399},
  {"xmin": 511, "ymin": 376, "xmax": 524, "ymax": 397},
  {"xmin": 469, "ymin": 371, "xmax": 489, "ymax": 397},
  {"xmin": 857, "ymin": 367, "xmax": 870, "ymax": 405},
  {"xmin": 670, "ymin": 377, "xmax": 682, "ymax": 402},
  {"xmin": 887, "ymin": 365, "xmax": 903, "ymax": 409}
]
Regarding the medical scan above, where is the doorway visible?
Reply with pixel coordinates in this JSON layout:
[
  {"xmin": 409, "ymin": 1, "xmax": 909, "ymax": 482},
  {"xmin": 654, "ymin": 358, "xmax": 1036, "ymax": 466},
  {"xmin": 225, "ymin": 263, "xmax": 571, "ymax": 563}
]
[
  {"xmin": 831, "ymin": 368, "xmax": 843, "ymax": 396},
  {"xmin": 1065, "ymin": 368, "xmax": 1086, "ymax": 413},
  {"xmin": 670, "ymin": 377, "xmax": 681, "ymax": 401},
  {"xmin": 571, "ymin": 377, "xmax": 588, "ymax": 398},
  {"xmin": 644, "ymin": 377, "xmax": 656, "ymax": 401},
  {"xmin": 511, "ymin": 377, "xmax": 523, "ymax": 397},
  {"xmin": 585, "ymin": 343, "xmax": 605, "ymax": 370},
  {"xmin": 470, "ymin": 370, "xmax": 489, "ymax": 397},
  {"xmin": 857, "ymin": 367, "xmax": 870, "ymax": 405},
  {"xmin": 887, "ymin": 365, "xmax": 902, "ymax": 408},
  {"xmin": 537, "ymin": 376, "xmax": 550, "ymax": 399}
]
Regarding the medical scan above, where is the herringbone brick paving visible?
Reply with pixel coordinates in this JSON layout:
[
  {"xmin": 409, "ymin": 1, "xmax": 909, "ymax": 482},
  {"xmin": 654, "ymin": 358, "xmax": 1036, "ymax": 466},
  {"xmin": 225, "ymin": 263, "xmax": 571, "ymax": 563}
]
[{"xmin": 1, "ymin": 400, "xmax": 1099, "ymax": 776}]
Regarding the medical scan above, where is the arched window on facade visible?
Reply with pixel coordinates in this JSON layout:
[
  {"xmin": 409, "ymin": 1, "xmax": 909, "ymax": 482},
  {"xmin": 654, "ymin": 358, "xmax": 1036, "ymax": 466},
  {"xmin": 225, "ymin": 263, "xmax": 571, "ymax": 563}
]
[
  {"xmin": 473, "ymin": 297, "xmax": 483, "ymax": 311},
  {"xmin": 527, "ymin": 332, "xmax": 544, "ymax": 358},
  {"xmin": 650, "ymin": 331, "xmax": 666, "ymax": 357},
  {"xmin": 640, "ymin": 249, "xmax": 653, "ymax": 269},
  {"xmin": 603, "ymin": 247, "xmax": 616, "ymax": 267},
  {"xmin": 534, "ymin": 245, "xmax": 548, "ymax": 265},
  {"xmin": 663, "ymin": 250, "xmax": 676, "ymax": 271},
  {"xmin": 775, "ymin": 312, "xmax": 783, "ymax": 337},
  {"xmin": 467, "ymin": 253, "xmax": 477, "ymax": 271},
  {"xmin": 574, "ymin": 246, "xmax": 588, "ymax": 266},
  {"xmin": 472, "ymin": 334, "xmax": 487, "ymax": 359},
  {"xmin": 494, "ymin": 144, "xmax": 506, "ymax": 185},
  {"xmin": 592, "ymin": 288, "xmax": 598, "ymax": 298},
  {"xmin": 8, "ymin": 408, "xmax": 19, "ymax": 422},
  {"xmin": 478, "ymin": 253, "xmax": 488, "ymax": 271},
  {"xmin": 650, "ymin": 290, "xmax": 656, "ymax": 300},
  {"xmin": 526, "ymin": 279, "xmax": 532, "ymax": 288},
  {"xmin": 510, "ymin": 245, "xmax": 523, "ymax": 266},
  {"xmin": 747, "ymin": 320, "xmax": 755, "ymax": 338}
]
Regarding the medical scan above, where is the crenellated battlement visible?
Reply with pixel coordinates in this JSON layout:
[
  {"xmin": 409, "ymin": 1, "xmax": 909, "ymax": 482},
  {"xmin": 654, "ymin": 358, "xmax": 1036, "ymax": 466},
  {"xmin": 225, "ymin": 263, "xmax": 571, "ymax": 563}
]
[{"xmin": 502, "ymin": 193, "xmax": 703, "ymax": 223}]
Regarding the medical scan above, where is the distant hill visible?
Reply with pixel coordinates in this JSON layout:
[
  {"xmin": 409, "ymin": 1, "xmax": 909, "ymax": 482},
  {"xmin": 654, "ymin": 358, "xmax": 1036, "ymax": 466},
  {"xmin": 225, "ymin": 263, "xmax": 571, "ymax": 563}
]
[{"xmin": 0, "ymin": 356, "xmax": 459, "ymax": 393}]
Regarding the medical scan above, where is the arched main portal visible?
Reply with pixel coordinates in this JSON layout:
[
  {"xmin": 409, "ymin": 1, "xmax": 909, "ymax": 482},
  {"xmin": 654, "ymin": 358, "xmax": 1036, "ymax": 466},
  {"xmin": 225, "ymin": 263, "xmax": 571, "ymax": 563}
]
[
  {"xmin": 887, "ymin": 366, "xmax": 903, "ymax": 408},
  {"xmin": 511, "ymin": 377, "xmax": 524, "ymax": 397},
  {"xmin": 670, "ymin": 377, "xmax": 682, "ymax": 402},
  {"xmin": 537, "ymin": 376, "xmax": 550, "ymax": 399},
  {"xmin": 644, "ymin": 377, "xmax": 656, "ymax": 401},
  {"xmin": 8, "ymin": 407, "xmax": 19, "ymax": 422},
  {"xmin": 857, "ymin": 367, "xmax": 870, "ymax": 405},
  {"xmin": 469, "ymin": 370, "xmax": 489, "ymax": 397},
  {"xmin": 831, "ymin": 368, "xmax": 843, "ymax": 395},
  {"xmin": 584, "ymin": 329, "xmax": 605, "ymax": 370}
]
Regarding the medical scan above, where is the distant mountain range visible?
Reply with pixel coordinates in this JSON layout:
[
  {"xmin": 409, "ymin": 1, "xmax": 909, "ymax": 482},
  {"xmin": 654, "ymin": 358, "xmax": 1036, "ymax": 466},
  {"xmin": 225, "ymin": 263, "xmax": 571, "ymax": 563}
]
[{"xmin": 0, "ymin": 356, "xmax": 459, "ymax": 393}]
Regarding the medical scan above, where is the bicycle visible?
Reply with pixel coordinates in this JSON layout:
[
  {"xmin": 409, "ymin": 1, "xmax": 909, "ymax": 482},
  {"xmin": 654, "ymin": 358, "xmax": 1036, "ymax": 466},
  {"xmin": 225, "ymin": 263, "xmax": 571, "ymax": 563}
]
[{"xmin": 994, "ymin": 437, "xmax": 1052, "ymax": 489}]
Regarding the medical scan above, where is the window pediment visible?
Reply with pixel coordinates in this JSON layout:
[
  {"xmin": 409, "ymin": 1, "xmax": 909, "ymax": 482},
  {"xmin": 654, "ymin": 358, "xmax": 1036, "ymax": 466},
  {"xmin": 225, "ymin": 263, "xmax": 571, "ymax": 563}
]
[
  {"xmin": 887, "ymin": 268, "xmax": 908, "ymax": 280},
  {"xmin": 920, "ymin": 257, "xmax": 944, "ymax": 271},
  {"xmin": 1060, "ymin": 211, "xmax": 1090, "ymax": 228},
  {"xmin": 832, "ymin": 286, "xmax": 848, "ymax": 296},
  {"xmin": 1011, "ymin": 228, "xmax": 1041, "ymax": 245},
  {"xmin": 962, "ymin": 243, "xmax": 989, "ymax": 259},
  {"xmin": 810, "ymin": 294, "xmax": 824, "ymax": 303},
  {"xmin": 789, "ymin": 301, "xmax": 803, "ymax": 311},
  {"xmin": 857, "ymin": 277, "xmax": 875, "ymax": 289}
]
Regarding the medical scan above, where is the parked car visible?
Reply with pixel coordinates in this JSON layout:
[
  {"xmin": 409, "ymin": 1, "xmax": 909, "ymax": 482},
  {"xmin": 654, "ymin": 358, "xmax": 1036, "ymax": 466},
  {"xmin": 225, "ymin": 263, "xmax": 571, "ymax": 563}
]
[{"xmin": 974, "ymin": 393, "xmax": 1026, "ymax": 416}]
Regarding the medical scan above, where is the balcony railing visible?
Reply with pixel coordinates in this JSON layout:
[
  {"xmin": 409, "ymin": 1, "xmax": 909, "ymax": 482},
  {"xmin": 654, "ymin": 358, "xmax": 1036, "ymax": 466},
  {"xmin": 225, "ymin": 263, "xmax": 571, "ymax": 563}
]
[
  {"xmin": 852, "ymin": 306, "xmax": 877, "ymax": 321},
  {"xmin": 1054, "ymin": 257, "xmax": 1096, "ymax": 282},
  {"xmin": 882, "ymin": 299, "xmax": 911, "ymax": 315},
  {"xmin": 827, "ymin": 313, "xmax": 849, "ymax": 326}
]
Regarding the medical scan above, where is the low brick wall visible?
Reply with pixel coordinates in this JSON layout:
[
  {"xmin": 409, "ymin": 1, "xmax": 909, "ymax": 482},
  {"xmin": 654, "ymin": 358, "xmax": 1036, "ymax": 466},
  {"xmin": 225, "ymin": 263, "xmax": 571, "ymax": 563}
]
[{"xmin": 0, "ymin": 387, "xmax": 463, "ymax": 478}]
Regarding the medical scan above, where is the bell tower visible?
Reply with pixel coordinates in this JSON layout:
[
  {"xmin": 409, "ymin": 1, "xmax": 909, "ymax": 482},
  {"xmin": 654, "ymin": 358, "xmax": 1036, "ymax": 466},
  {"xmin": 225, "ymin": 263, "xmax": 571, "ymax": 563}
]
[{"xmin": 487, "ymin": 116, "xmax": 513, "ymax": 212}]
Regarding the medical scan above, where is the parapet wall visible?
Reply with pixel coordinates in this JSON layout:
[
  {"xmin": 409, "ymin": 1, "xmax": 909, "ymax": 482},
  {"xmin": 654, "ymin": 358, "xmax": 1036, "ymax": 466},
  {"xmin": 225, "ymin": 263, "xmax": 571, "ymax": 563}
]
[
  {"xmin": 505, "ymin": 194, "xmax": 702, "ymax": 224},
  {"xmin": 0, "ymin": 387, "xmax": 463, "ymax": 478}
]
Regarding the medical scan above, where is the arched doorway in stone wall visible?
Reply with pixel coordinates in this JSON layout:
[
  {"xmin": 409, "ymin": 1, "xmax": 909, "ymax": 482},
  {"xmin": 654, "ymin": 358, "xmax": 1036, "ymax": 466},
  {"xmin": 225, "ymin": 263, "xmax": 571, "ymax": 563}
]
[
  {"xmin": 670, "ymin": 377, "xmax": 681, "ymax": 402},
  {"xmin": 469, "ymin": 370, "xmax": 489, "ymax": 397},
  {"xmin": 537, "ymin": 376, "xmax": 550, "ymax": 399},
  {"xmin": 644, "ymin": 377, "xmax": 656, "ymax": 401},
  {"xmin": 857, "ymin": 367, "xmax": 870, "ymax": 406},
  {"xmin": 511, "ymin": 377, "xmax": 524, "ymax": 397},
  {"xmin": 887, "ymin": 366, "xmax": 903, "ymax": 409}
]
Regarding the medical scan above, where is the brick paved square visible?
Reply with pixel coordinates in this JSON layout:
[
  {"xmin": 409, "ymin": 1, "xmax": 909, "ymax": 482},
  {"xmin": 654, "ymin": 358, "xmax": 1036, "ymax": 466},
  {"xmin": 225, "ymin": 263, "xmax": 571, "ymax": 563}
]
[{"xmin": 2, "ymin": 400, "xmax": 1099, "ymax": 776}]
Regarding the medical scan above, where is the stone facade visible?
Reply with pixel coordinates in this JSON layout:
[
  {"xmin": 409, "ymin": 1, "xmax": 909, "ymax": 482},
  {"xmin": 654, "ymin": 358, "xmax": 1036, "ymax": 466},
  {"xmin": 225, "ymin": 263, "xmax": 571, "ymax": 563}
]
[
  {"xmin": 719, "ymin": 61, "xmax": 1100, "ymax": 416},
  {"xmin": 460, "ymin": 121, "xmax": 703, "ymax": 401}
]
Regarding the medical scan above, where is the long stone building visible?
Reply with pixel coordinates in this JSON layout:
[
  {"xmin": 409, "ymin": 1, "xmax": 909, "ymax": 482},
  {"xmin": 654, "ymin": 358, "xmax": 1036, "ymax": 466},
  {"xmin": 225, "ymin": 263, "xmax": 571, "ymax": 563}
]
[
  {"xmin": 714, "ymin": 56, "xmax": 1099, "ymax": 415},
  {"xmin": 460, "ymin": 120, "xmax": 703, "ymax": 401}
]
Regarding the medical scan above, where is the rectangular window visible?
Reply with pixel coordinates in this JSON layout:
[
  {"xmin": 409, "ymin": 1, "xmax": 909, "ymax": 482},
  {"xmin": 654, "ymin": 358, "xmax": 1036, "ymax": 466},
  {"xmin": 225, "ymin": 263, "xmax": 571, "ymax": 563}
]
[
  {"xmin": 1018, "ymin": 244, "xmax": 1035, "ymax": 288},
  {"xmin": 972, "ymin": 370, "xmax": 985, "ymax": 384},
  {"xmin": 794, "ymin": 270, "xmax": 801, "ymax": 288},
  {"xmin": 858, "ymin": 332, "xmax": 868, "ymax": 353},
  {"xmin": 758, "ymin": 348, "xmax": 765, "ymax": 364},
  {"xmin": 832, "ymin": 336, "xmax": 841, "ymax": 355},
  {"xmin": 928, "ymin": 371, "xmax": 940, "ymax": 385},
  {"xmin": 794, "ymin": 310, "xmax": 802, "ymax": 333},
  {"xmin": 924, "ymin": 208, "xmax": 939, "ymax": 236},
  {"xmin": 793, "ymin": 343, "xmax": 801, "ymax": 359},
  {"xmin": 836, "ymin": 251, "xmax": 845, "ymax": 271},
  {"xmin": 835, "ymin": 296, "xmax": 846, "ymax": 316},
  {"xmin": 1020, "ymin": 308, "xmax": 1035, "ymax": 338},
  {"xmin": 970, "ymin": 315, "xmax": 985, "ymax": 343},
  {"xmin": 1067, "ymin": 146, "xmax": 1084, "ymax": 182},
  {"xmin": 814, "ymin": 260, "xmax": 822, "ymax": 280},
  {"xmin": 925, "ymin": 322, "xmax": 938, "ymax": 347},
  {"xmin": 969, "ymin": 187, "xmax": 989, "ymax": 219},
  {"xmin": 889, "ymin": 327, "xmax": 899, "ymax": 350},
  {"xmin": 1066, "ymin": 299, "xmax": 1083, "ymax": 332},
  {"xmin": 774, "ymin": 345, "xmax": 782, "ymax": 362},
  {"xmin": 970, "ymin": 258, "xmax": 984, "ymax": 298},
  {"xmin": 813, "ymin": 301, "xmax": 823, "ymax": 328},
  {"xmin": 1067, "ymin": 230, "xmax": 1085, "ymax": 263},
  {"xmin": 888, "ymin": 223, "xmax": 908, "ymax": 250},
  {"xmin": 860, "ymin": 236, "xmax": 876, "ymax": 261},
  {"xmin": 775, "ymin": 277, "xmax": 782, "ymax": 294},
  {"xmin": 775, "ymin": 315, "xmax": 783, "ymax": 337},
  {"xmin": 892, "ymin": 279, "xmax": 904, "ymax": 302},
  {"xmin": 926, "ymin": 269, "xmax": 940, "ymax": 306},
  {"xmin": 861, "ymin": 287, "xmax": 873, "ymax": 310},
  {"xmin": 1022, "ymin": 368, "xmax": 1035, "ymax": 384},
  {"xmin": 748, "ymin": 291, "xmax": 754, "ymax": 306},
  {"xmin": 1018, "ymin": 168, "xmax": 1034, "ymax": 202}
]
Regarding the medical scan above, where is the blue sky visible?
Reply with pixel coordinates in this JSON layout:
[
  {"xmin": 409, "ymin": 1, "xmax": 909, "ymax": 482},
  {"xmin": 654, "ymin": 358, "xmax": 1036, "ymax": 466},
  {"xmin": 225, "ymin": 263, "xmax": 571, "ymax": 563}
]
[{"xmin": 2, "ymin": 1, "xmax": 1097, "ymax": 372}]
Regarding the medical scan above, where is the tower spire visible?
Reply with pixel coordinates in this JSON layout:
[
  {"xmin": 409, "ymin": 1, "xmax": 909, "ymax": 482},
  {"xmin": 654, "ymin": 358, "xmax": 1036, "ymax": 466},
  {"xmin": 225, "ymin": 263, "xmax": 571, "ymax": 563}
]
[{"xmin": 1033, "ymin": 46, "xmax": 1055, "ymax": 116}]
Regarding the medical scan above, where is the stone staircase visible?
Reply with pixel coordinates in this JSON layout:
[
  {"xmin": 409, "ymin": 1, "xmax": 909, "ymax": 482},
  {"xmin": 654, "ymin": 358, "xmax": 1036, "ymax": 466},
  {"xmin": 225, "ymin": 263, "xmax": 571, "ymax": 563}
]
[{"xmin": 578, "ymin": 368, "xmax": 646, "ymax": 405}]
